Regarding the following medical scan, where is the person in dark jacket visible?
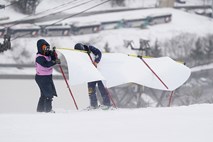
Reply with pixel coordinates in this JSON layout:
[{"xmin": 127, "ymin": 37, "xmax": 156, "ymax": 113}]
[
  {"xmin": 74, "ymin": 43, "xmax": 111, "ymax": 110},
  {"xmin": 35, "ymin": 39, "xmax": 60, "ymax": 113}
]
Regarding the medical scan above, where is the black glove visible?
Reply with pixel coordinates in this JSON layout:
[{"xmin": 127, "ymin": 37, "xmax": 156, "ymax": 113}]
[
  {"xmin": 52, "ymin": 59, "xmax": 61, "ymax": 64},
  {"xmin": 83, "ymin": 45, "xmax": 91, "ymax": 53},
  {"xmin": 55, "ymin": 59, "xmax": 61, "ymax": 64}
]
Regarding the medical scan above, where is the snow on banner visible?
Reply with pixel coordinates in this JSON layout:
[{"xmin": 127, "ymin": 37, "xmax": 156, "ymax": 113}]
[{"xmin": 57, "ymin": 48, "xmax": 191, "ymax": 91}]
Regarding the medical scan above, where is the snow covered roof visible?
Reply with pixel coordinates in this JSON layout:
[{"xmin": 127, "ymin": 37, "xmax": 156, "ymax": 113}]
[
  {"xmin": 10, "ymin": 24, "xmax": 40, "ymax": 30},
  {"xmin": 72, "ymin": 21, "xmax": 101, "ymax": 27},
  {"xmin": 147, "ymin": 12, "xmax": 172, "ymax": 18},
  {"xmin": 45, "ymin": 25, "xmax": 71, "ymax": 29}
]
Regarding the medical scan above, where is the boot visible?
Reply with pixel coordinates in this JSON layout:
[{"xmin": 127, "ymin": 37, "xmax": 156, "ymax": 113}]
[
  {"xmin": 44, "ymin": 97, "xmax": 53, "ymax": 113},
  {"xmin": 37, "ymin": 96, "xmax": 45, "ymax": 112},
  {"xmin": 89, "ymin": 93, "xmax": 98, "ymax": 108}
]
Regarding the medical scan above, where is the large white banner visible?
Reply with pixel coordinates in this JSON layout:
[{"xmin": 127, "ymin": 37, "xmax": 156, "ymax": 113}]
[{"xmin": 57, "ymin": 49, "xmax": 191, "ymax": 91}]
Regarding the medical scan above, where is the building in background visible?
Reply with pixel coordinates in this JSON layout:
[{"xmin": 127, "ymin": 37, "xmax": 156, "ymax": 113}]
[{"xmin": 159, "ymin": 0, "xmax": 175, "ymax": 8}]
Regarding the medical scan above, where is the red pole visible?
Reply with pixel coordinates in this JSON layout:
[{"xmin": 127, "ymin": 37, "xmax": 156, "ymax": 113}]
[
  {"xmin": 104, "ymin": 86, "xmax": 117, "ymax": 108},
  {"xmin": 58, "ymin": 64, "xmax": 79, "ymax": 110},
  {"xmin": 139, "ymin": 56, "xmax": 169, "ymax": 90},
  {"xmin": 87, "ymin": 53, "xmax": 117, "ymax": 108},
  {"xmin": 168, "ymin": 91, "xmax": 174, "ymax": 107}
]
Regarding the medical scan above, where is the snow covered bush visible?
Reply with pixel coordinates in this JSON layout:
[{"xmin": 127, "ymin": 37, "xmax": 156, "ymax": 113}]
[{"xmin": 161, "ymin": 33, "xmax": 213, "ymax": 67}]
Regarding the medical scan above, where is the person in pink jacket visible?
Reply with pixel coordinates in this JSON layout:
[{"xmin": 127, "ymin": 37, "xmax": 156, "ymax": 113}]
[{"xmin": 35, "ymin": 39, "xmax": 60, "ymax": 113}]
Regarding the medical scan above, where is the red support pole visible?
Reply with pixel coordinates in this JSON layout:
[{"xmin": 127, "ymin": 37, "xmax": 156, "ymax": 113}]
[
  {"xmin": 87, "ymin": 53, "xmax": 117, "ymax": 108},
  {"xmin": 168, "ymin": 91, "xmax": 174, "ymax": 107},
  {"xmin": 104, "ymin": 86, "xmax": 117, "ymax": 108},
  {"xmin": 140, "ymin": 57, "xmax": 169, "ymax": 90},
  {"xmin": 58, "ymin": 64, "xmax": 79, "ymax": 110}
]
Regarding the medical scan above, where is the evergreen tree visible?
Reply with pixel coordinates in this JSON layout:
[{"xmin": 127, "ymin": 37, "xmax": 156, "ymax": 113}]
[
  {"xmin": 190, "ymin": 38, "xmax": 205, "ymax": 64},
  {"xmin": 204, "ymin": 35, "xmax": 213, "ymax": 60},
  {"xmin": 14, "ymin": 0, "xmax": 39, "ymax": 15},
  {"xmin": 104, "ymin": 42, "xmax": 111, "ymax": 53},
  {"xmin": 151, "ymin": 39, "xmax": 162, "ymax": 57}
]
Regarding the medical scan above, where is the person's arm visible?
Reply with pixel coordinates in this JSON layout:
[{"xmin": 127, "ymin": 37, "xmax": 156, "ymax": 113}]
[
  {"xmin": 89, "ymin": 45, "xmax": 102, "ymax": 63},
  {"xmin": 36, "ymin": 56, "xmax": 56, "ymax": 68}
]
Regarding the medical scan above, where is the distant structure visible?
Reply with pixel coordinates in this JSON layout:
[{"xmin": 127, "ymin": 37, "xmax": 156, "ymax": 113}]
[
  {"xmin": 0, "ymin": 4, "xmax": 5, "ymax": 9},
  {"xmin": 0, "ymin": 12, "xmax": 172, "ymax": 38},
  {"xmin": 12, "ymin": 0, "xmax": 40, "ymax": 15},
  {"xmin": 124, "ymin": 39, "xmax": 151, "ymax": 56},
  {"xmin": 212, "ymin": 0, "xmax": 213, "ymax": 18},
  {"xmin": 0, "ymin": 35, "xmax": 11, "ymax": 53},
  {"xmin": 158, "ymin": 0, "xmax": 175, "ymax": 8}
]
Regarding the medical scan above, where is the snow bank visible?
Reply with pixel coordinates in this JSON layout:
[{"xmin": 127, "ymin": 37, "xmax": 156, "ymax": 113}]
[{"xmin": 0, "ymin": 104, "xmax": 213, "ymax": 142}]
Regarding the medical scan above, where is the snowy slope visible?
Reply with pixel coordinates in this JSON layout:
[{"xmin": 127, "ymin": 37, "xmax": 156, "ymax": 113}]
[
  {"xmin": 0, "ymin": 104, "xmax": 213, "ymax": 142},
  {"xmin": 1, "ymin": 8, "xmax": 213, "ymax": 65},
  {"xmin": 1, "ymin": 0, "xmax": 212, "ymax": 24}
]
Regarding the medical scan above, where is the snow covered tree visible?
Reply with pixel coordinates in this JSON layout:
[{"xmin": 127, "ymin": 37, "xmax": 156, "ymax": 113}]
[
  {"xmin": 150, "ymin": 39, "xmax": 162, "ymax": 57},
  {"xmin": 204, "ymin": 35, "xmax": 213, "ymax": 61},
  {"xmin": 13, "ymin": 0, "xmax": 40, "ymax": 15},
  {"xmin": 103, "ymin": 42, "xmax": 111, "ymax": 53},
  {"xmin": 163, "ymin": 33, "xmax": 196, "ymax": 62},
  {"xmin": 190, "ymin": 38, "xmax": 205, "ymax": 65}
]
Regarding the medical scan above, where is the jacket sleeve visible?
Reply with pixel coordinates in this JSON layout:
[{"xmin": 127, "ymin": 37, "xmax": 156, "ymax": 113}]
[
  {"xmin": 36, "ymin": 56, "xmax": 56, "ymax": 68},
  {"xmin": 89, "ymin": 45, "xmax": 102, "ymax": 63}
]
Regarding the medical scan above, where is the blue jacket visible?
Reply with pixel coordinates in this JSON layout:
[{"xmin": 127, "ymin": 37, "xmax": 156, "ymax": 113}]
[{"xmin": 86, "ymin": 45, "xmax": 102, "ymax": 63}]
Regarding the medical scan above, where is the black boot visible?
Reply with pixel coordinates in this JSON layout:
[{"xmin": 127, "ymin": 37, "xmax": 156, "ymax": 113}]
[
  {"xmin": 44, "ymin": 97, "xmax": 54, "ymax": 113},
  {"xmin": 98, "ymin": 81, "xmax": 111, "ymax": 106},
  {"xmin": 89, "ymin": 93, "xmax": 98, "ymax": 108},
  {"xmin": 37, "ymin": 96, "xmax": 45, "ymax": 112}
]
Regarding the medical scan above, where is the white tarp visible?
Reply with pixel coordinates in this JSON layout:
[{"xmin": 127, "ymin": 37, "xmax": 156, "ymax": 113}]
[
  {"xmin": 97, "ymin": 53, "xmax": 191, "ymax": 91},
  {"xmin": 57, "ymin": 49, "xmax": 191, "ymax": 91},
  {"xmin": 57, "ymin": 49, "xmax": 105, "ymax": 86}
]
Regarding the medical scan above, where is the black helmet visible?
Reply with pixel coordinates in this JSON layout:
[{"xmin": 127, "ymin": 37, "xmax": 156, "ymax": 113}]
[{"xmin": 74, "ymin": 43, "xmax": 85, "ymax": 51}]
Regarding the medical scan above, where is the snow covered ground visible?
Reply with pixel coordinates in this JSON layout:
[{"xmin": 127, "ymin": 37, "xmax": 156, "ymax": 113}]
[
  {"xmin": 0, "ymin": 79, "xmax": 90, "ymax": 113},
  {"xmin": 1, "ymin": 104, "xmax": 213, "ymax": 142}
]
